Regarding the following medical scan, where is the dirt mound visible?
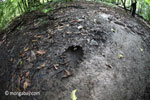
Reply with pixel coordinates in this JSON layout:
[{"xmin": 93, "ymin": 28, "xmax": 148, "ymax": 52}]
[{"xmin": 0, "ymin": 2, "xmax": 150, "ymax": 100}]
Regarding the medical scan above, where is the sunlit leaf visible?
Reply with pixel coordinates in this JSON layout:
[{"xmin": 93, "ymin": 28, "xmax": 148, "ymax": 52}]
[
  {"xmin": 111, "ymin": 28, "xmax": 115, "ymax": 32},
  {"xmin": 20, "ymin": 60, "xmax": 23, "ymax": 65},
  {"xmin": 118, "ymin": 54, "xmax": 124, "ymax": 59},
  {"xmin": 43, "ymin": 8, "xmax": 52, "ymax": 14},
  {"xmin": 36, "ymin": 62, "xmax": 46, "ymax": 69},
  {"xmin": 140, "ymin": 48, "xmax": 144, "ymax": 52},
  {"xmin": 71, "ymin": 89, "xmax": 78, "ymax": 100},
  {"xmin": 24, "ymin": 47, "xmax": 29, "ymax": 52},
  {"xmin": 145, "ymin": 0, "xmax": 150, "ymax": 6},
  {"xmin": 23, "ymin": 81, "xmax": 29, "ymax": 90}
]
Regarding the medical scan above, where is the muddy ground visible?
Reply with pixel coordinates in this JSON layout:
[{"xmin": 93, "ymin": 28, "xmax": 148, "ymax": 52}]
[{"xmin": 0, "ymin": 1, "xmax": 150, "ymax": 100}]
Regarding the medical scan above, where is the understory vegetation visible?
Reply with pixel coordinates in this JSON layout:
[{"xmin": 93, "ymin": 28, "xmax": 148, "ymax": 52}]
[{"xmin": 0, "ymin": 0, "xmax": 150, "ymax": 31}]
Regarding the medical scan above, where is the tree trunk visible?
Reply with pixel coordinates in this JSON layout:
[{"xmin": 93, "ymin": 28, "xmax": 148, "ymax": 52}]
[{"xmin": 121, "ymin": 0, "xmax": 127, "ymax": 10}]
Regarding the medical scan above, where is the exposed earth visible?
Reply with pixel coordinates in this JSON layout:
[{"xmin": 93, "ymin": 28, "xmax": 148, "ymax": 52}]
[{"xmin": 0, "ymin": 1, "xmax": 150, "ymax": 100}]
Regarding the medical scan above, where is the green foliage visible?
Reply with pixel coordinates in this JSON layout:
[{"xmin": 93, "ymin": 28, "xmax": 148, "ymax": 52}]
[
  {"xmin": 0, "ymin": 0, "xmax": 51, "ymax": 30},
  {"xmin": 0, "ymin": 0, "xmax": 150, "ymax": 31},
  {"xmin": 42, "ymin": 8, "xmax": 53, "ymax": 13},
  {"xmin": 90, "ymin": 0, "xmax": 150, "ymax": 21},
  {"xmin": 145, "ymin": 0, "xmax": 150, "ymax": 6}
]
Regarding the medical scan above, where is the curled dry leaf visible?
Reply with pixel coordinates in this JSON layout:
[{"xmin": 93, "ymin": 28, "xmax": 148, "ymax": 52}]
[
  {"xmin": 63, "ymin": 70, "xmax": 71, "ymax": 78},
  {"xmin": 25, "ymin": 71, "xmax": 30, "ymax": 77},
  {"xmin": 65, "ymin": 70, "xmax": 71, "ymax": 76},
  {"xmin": 37, "ymin": 63, "xmax": 46, "ymax": 69},
  {"xmin": 36, "ymin": 50, "xmax": 46, "ymax": 55},
  {"xmin": 23, "ymin": 79, "xmax": 31, "ymax": 90},
  {"xmin": 53, "ymin": 64, "xmax": 59, "ymax": 70}
]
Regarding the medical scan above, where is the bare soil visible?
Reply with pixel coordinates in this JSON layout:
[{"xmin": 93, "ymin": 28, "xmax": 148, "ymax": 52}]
[{"xmin": 0, "ymin": 1, "xmax": 150, "ymax": 100}]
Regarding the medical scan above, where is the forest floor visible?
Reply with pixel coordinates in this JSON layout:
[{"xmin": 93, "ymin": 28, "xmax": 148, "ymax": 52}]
[{"xmin": 0, "ymin": 1, "xmax": 150, "ymax": 100}]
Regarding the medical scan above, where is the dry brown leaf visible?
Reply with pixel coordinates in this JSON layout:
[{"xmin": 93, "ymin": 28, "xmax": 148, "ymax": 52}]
[
  {"xmin": 23, "ymin": 79, "xmax": 31, "ymax": 90},
  {"xmin": 23, "ymin": 81, "xmax": 28, "ymax": 90},
  {"xmin": 53, "ymin": 64, "xmax": 59, "ymax": 70},
  {"xmin": 37, "ymin": 63, "xmax": 46, "ymax": 69},
  {"xmin": 25, "ymin": 71, "xmax": 30, "ymax": 77},
  {"xmin": 63, "ymin": 70, "xmax": 71, "ymax": 78},
  {"xmin": 65, "ymin": 70, "xmax": 71, "ymax": 76},
  {"xmin": 36, "ymin": 50, "xmax": 46, "ymax": 55}
]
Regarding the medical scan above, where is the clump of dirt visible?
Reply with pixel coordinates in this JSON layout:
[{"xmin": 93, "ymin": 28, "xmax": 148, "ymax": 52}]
[{"xmin": 0, "ymin": 1, "xmax": 150, "ymax": 100}]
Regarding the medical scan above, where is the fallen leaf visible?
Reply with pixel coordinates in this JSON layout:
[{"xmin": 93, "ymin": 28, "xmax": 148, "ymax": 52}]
[
  {"xmin": 111, "ymin": 28, "xmax": 115, "ymax": 32},
  {"xmin": 65, "ymin": 70, "xmax": 71, "ymax": 76},
  {"xmin": 140, "ymin": 48, "xmax": 144, "ymax": 52},
  {"xmin": 71, "ymin": 89, "xmax": 78, "ymax": 100},
  {"xmin": 24, "ymin": 48, "xmax": 29, "ymax": 52},
  {"xmin": 53, "ymin": 64, "xmax": 59, "ymax": 70},
  {"xmin": 78, "ymin": 19, "xmax": 84, "ymax": 22},
  {"xmin": 23, "ymin": 79, "xmax": 31, "ymax": 90},
  {"xmin": 23, "ymin": 81, "xmax": 28, "ymax": 90},
  {"xmin": 94, "ymin": 19, "xmax": 97, "ymax": 23},
  {"xmin": 20, "ymin": 60, "xmax": 23, "ymax": 65},
  {"xmin": 32, "ymin": 40, "xmax": 37, "ymax": 42},
  {"xmin": 118, "ymin": 54, "xmax": 124, "ymax": 59},
  {"xmin": 25, "ymin": 71, "xmax": 30, "ymax": 77},
  {"xmin": 37, "ymin": 63, "xmax": 46, "ymax": 69},
  {"xmin": 78, "ymin": 25, "xmax": 83, "ymax": 30},
  {"xmin": 62, "ymin": 70, "xmax": 71, "ymax": 78},
  {"xmin": 36, "ymin": 50, "xmax": 46, "ymax": 55},
  {"xmin": 66, "ymin": 24, "xmax": 70, "ymax": 27},
  {"xmin": 34, "ymin": 35, "xmax": 42, "ymax": 38}
]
